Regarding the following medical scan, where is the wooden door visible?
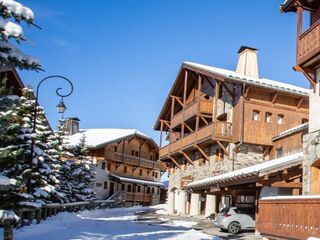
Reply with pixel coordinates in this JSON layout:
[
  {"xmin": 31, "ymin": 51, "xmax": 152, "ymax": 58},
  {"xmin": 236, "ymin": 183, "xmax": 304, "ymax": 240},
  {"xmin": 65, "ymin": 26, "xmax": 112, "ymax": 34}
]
[{"xmin": 110, "ymin": 182, "xmax": 115, "ymax": 196}]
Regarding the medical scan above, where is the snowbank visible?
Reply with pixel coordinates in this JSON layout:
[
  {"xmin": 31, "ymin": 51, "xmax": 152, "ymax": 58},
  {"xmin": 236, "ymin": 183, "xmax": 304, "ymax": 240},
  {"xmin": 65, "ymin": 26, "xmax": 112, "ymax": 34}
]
[{"xmin": 9, "ymin": 205, "xmax": 217, "ymax": 240}]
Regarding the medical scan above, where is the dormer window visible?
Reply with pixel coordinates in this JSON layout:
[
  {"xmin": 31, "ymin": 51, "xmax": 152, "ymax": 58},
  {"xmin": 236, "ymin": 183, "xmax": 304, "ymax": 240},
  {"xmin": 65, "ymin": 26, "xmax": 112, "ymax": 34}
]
[
  {"xmin": 253, "ymin": 110, "xmax": 260, "ymax": 121},
  {"xmin": 277, "ymin": 114, "xmax": 284, "ymax": 125}
]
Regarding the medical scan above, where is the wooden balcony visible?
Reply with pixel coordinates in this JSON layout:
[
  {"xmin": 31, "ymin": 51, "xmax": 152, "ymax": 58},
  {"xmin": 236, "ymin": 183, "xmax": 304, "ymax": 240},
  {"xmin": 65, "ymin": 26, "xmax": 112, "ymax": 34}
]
[
  {"xmin": 125, "ymin": 192, "xmax": 151, "ymax": 202},
  {"xmin": 105, "ymin": 151, "xmax": 162, "ymax": 171},
  {"xmin": 257, "ymin": 197, "xmax": 320, "ymax": 239},
  {"xmin": 171, "ymin": 99, "xmax": 213, "ymax": 129},
  {"xmin": 159, "ymin": 121, "xmax": 232, "ymax": 158},
  {"xmin": 297, "ymin": 19, "xmax": 320, "ymax": 67}
]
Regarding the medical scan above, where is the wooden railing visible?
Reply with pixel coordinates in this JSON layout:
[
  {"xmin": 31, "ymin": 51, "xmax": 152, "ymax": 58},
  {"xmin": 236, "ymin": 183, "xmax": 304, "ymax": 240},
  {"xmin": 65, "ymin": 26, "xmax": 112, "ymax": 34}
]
[
  {"xmin": 105, "ymin": 151, "xmax": 161, "ymax": 170},
  {"xmin": 125, "ymin": 192, "xmax": 151, "ymax": 202},
  {"xmin": 0, "ymin": 194, "xmax": 126, "ymax": 240},
  {"xmin": 257, "ymin": 197, "xmax": 320, "ymax": 240},
  {"xmin": 297, "ymin": 19, "xmax": 320, "ymax": 66},
  {"xmin": 170, "ymin": 99, "xmax": 213, "ymax": 129},
  {"xmin": 159, "ymin": 121, "xmax": 232, "ymax": 158}
]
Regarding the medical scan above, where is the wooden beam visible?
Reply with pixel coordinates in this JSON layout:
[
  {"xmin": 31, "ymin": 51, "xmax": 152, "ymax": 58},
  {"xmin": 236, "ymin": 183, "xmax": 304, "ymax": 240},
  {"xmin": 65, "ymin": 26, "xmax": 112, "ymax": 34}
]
[
  {"xmin": 168, "ymin": 156, "xmax": 181, "ymax": 169},
  {"xmin": 159, "ymin": 161, "xmax": 169, "ymax": 170},
  {"xmin": 162, "ymin": 120, "xmax": 180, "ymax": 140},
  {"xmin": 180, "ymin": 151, "xmax": 194, "ymax": 166},
  {"xmin": 183, "ymin": 122, "xmax": 193, "ymax": 132},
  {"xmin": 194, "ymin": 144, "xmax": 209, "ymax": 161},
  {"xmin": 197, "ymin": 75, "xmax": 202, "ymax": 100},
  {"xmin": 272, "ymin": 92, "xmax": 278, "ymax": 104},
  {"xmin": 221, "ymin": 81, "xmax": 234, "ymax": 98},
  {"xmin": 205, "ymin": 76, "xmax": 215, "ymax": 90},
  {"xmin": 302, "ymin": 70, "xmax": 316, "ymax": 89},
  {"xmin": 171, "ymin": 96, "xmax": 175, "ymax": 119},
  {"xmin": 216, "ymin": 141, "xmax": 229, "ymax": 156},
  {"xmin": 271, "ymin": 181, "xmax": 302, "ymax": 188},
  {"xmin": 183, "ymin": 70, "xmax": 188, "ymax": 106},
  {"xmin": 171, "ymin": 95, "xmax": 184, "ymax": 107},
  {"xmin": 244, "ymin": 86, "xmax": 251, "ymax": 98},
  {"xmin": 200, "ymin": 115, "xmax": 209, "ymax": 125},
  {"xmin": 160, "ymin": 120, "xmax": 163, "ymax": 148},
  {"xmin": 296, "ymin": 97, "xmax": 303, "ymax": 109}
]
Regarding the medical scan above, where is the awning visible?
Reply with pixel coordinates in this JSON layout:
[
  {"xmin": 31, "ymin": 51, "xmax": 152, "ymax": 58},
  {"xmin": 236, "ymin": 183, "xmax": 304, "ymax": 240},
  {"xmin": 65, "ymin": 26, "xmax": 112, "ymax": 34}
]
[
  {"xmin": 109, "ymin": 173, "xmax": 164, "ymax": 187},
  {"xmin": 187, "ymin": 152, "xmax": 303, "ymax": 189}
]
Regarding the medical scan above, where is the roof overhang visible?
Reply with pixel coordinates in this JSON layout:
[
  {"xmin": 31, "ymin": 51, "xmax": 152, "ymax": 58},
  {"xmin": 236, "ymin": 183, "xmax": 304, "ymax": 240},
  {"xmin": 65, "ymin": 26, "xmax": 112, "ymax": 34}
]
[
  {"xmin": 280, "ymin": 0, "xmax": 318, "ymax": 13},
  {"xmin": 109, "ymin": 173, "xmax": 163, "ymax": 187}
]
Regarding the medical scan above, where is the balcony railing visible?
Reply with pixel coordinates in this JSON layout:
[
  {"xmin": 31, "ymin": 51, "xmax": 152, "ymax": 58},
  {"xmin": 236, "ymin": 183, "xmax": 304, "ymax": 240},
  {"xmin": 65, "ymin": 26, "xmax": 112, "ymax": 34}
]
[
  {"xmin": 257, "ymin": 197, "xmax": 320, "ymax": 239},
  {"xmin": 297, "ymin": 19, "xmax": 320, "ymax": 66},
  {"xmin": 104, "ymin": 151, "xmax": 162, "ymax": 170},
  {"xmin": 171, "ymin": 99, "xmax": 213, "ymax": 129},
  {"xmin": 159, "ymin": 121, "xmax": 232, "ymax": 158}
]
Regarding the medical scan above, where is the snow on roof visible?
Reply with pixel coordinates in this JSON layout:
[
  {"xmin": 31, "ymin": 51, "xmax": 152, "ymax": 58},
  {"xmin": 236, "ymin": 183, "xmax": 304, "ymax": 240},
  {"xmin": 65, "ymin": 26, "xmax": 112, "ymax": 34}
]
[
  {"xmin": 261, "ymin": 195, "xmax": 320, "ymax": 200},
  {"xmin": 0, "ymin": 174, "xmax": 10, "ymax": 186},
  {"xmin": 273, "ymin": 123, "xmax": 308, "ymax": 141},
  {"xmin": 109, "ymin": 173, "xmax": 163, "ymax": 187},
  {"xmin": 184, "ymin": 62, "xmax": 309, "ymax": 96},
  {"xmin": 187, "ymin": 152, "xmax": 303, "ymax": 189},
  {"xmin": 66, "ymin": 128, "xmax": 153, "ymax": 149}
]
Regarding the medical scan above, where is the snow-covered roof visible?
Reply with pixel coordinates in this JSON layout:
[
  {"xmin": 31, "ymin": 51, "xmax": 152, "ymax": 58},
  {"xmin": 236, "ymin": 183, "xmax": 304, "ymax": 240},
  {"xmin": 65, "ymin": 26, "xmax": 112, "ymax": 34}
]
[
  {"xmin": 109, "ymin": 173, "xmax": 163, "ymax": 187},
  {"xmin": 184, "ymin": 62, "xmax": 309, "ymax": 97},
  {"xmin": 66, "ymin": 128, "xmax": 157, "ymax": 149},
  {"xmin": 273, "ymin": 123, "xmax": 309, "ymax": 141},
  {"xmin": 187, "ymin": 152, "xmax": 303, "ymax": 189},
  {"xmin": 261, "ymin": 195, "xmax": 320, "ymax": 200},
  {"xmin": 0, "ymin": 174, "xmax": 10, "ymax": 186}
]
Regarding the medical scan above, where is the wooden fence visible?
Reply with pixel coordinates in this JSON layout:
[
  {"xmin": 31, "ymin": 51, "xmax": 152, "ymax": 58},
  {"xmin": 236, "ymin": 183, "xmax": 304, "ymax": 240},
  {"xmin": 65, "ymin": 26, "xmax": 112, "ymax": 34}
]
[
  {"xmin": 1, "ymin": 191, "xmax": 126, "ymax": 240},
  {"xmin": 257, "ymin": 197, "xmax": 320, "ymax": 240}
]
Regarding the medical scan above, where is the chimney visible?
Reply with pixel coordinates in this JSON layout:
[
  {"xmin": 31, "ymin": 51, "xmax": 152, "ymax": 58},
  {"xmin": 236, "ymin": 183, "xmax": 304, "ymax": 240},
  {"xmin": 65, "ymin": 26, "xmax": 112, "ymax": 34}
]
[
  {"xmin": 64, "ymin": 117, "xmax": 80, "ymax": 135},
  {"xmin": 236, "ymin": 46, "xmax": 259, "ymax": 78}
]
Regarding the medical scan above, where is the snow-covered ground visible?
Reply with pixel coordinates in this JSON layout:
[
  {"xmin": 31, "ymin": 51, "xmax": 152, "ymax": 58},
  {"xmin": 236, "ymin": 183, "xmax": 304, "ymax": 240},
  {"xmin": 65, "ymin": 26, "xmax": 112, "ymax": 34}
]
[{"xmin": 7, "ymin": 205, "xmax": 219, "ymax": 240}]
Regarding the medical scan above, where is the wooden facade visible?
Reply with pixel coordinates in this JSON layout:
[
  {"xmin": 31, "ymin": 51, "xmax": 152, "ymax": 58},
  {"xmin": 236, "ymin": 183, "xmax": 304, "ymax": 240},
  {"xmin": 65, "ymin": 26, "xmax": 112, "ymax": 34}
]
[
  {"xmin": 91, "ymin": 133, "xmax": 164, "ymax": 206},
  {"xmin": 154, "ymin": 62, "xmax": 309, "ymax": 172}
]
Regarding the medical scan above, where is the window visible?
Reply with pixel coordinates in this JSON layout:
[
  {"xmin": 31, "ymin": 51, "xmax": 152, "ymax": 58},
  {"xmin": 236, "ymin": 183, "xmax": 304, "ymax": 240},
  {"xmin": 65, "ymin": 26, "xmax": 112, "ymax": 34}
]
[
  {"xmin": 150, "ymin": 155, "xmax": 153, "ymax": 160},
  {"xmin": 302, "ymin": 118, "xmax": 308, "ymax": 124},
  {"xmin": 107, "ymin": 163, "xmax": 111, "ymax": 170},
  {"xmin": 101, "ymin": 162, "xmax": 106, "ymax": 169},
  {"xmin": 215, "ymin": 148, "xmax": 224, "ymax": 162},
  {"xmin": 151, "ymin": 187, "xmax": 155, "ymax": 194},
  {"xmin": 137, "ymin": 186, "xmax": 141, "ymax": 192},
  {"xmin": 265, "ymin": 112, "xmax": 272, "ymax": 123},
  {"xmin": 276, "ymin": 147, "xmax": 283, "ymax": 158},
  {"xmin": 103, "ymin": 182, "xmax": 108, "ymax": 189},
  {"xmin": 127, "ymin": 185, "xmax": 132, "ymax": 192},
  {"xmin": 96, "ymin": 183, "xmax": 102, "ymax": 187},
  {"xmin": 155, "ymin": 172, "xmax": 158, "ymax": 178},
  {"xmin": 252, "ymin": 110, "xmax": 260, "ymax": 121},
  {"xmin": 124, "ymin": 166, "xmax": 127, "ymax": 173},
  {"xmin": 131, "ymin": 150, "xmax": 135, "ymax": 156},
  {"xmin": 147, "ymin": 187, "xmax": 150, "ymax": 194},
  {"xmin": 121, "ymin": 184, "xmax": 125, "ymax": 191},
  {"xmin": 135, "ymin": 151, "xmax": 139, "ymax": 157},
  {"xmin": 277, "ymin": 114, "xmax": 284, "ymax": 125},
  {"xmin": 139, "ymin": 169, "xmax": 143, "ymax": 176},
  {"xmin": 114, "ymin": 146, "xmax": 118, "ymax": 152},
  {"xmin": 152, "ymin": 171, "xmax": 155, "ymax": 177}
]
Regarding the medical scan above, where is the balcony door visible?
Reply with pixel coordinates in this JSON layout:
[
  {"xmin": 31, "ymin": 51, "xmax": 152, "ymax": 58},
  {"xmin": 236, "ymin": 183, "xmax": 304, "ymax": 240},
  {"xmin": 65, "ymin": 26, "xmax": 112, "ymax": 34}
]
[{"xmin": 311, "ymin": 159, "xmax": 320, "ymax": 194}]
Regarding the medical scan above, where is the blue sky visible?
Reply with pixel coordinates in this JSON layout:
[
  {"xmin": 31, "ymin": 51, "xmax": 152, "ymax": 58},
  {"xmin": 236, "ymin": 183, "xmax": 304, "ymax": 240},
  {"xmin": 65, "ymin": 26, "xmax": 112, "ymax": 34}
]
[{"xmin": 19, "ymin": 0, "xmax": 306, "ymax": 143}]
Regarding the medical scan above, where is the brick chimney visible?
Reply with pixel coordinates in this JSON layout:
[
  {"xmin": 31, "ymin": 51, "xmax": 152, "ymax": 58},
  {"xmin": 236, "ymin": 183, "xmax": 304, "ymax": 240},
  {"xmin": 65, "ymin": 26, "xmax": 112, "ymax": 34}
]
[
  {"xmin": 64, "ymin": 117, "xmax": 80, "ymax": 135},
  {"xmin": 236, "ymin": 46, "xmax": 259, "ymax": 78}
]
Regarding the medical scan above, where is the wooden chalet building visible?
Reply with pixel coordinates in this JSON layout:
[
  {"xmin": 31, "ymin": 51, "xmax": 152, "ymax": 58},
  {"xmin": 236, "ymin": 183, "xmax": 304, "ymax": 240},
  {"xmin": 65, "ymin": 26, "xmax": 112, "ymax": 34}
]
[
  {"xmin": 66, "ymin": 126, "xmax": 165, "ymax": 206},
  {"xmin": 255, "ymin": 1, "xmax": 320, "ymax": 239},
  {"xmin": 154, "ymin": 46, "xmax": 310, "ymax": 219}
]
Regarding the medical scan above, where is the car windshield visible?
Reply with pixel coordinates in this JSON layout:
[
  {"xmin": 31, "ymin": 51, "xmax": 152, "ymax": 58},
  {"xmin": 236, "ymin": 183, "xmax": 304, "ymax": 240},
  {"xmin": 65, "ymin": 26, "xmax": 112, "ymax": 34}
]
[{"xmin": 219, "ymin": 208, "xmax": 230, "ymax": 214}]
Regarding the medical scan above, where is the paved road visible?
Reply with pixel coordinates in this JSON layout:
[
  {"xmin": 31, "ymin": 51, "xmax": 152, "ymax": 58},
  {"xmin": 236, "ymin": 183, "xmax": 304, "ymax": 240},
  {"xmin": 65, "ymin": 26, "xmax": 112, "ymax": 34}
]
[{"xmin": 139, "ymin": 209, "xmax": 262, "ymax": 240}]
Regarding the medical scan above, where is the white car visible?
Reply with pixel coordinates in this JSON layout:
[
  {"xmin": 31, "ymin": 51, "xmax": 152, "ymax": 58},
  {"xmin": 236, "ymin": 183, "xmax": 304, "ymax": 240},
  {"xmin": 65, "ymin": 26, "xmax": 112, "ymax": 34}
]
[{"xmin": 213, "ymin": 207, "xmax": 255, "ymax": 234}]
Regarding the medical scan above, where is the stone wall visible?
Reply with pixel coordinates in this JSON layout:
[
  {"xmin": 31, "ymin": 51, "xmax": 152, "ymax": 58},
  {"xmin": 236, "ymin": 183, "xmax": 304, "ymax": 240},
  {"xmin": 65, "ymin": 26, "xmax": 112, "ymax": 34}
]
[
  {"xmin": 168, "ymin": 143, "xmax": 265, "ymax": 191},
  {"xmin": 302, "ymin": 130, "xmax": 320, "ymax": 194}
]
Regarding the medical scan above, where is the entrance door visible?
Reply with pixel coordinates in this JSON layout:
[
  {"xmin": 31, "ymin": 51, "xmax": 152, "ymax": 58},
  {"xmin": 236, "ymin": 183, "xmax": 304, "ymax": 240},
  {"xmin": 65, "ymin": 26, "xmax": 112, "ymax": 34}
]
[
  {"xmin": 311, "ymin": 160, "xmax": 320, "ymax": 194},
  {"xmin": 109, "ymin": 182, "xmax": 115, "ymax": 196}
]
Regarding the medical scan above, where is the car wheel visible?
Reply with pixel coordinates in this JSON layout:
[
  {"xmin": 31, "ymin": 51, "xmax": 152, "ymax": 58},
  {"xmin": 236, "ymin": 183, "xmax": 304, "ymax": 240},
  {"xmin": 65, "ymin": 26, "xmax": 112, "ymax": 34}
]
[{"xmin": 228, "ymin": 222, "xmax": 241, "ymax": 234}]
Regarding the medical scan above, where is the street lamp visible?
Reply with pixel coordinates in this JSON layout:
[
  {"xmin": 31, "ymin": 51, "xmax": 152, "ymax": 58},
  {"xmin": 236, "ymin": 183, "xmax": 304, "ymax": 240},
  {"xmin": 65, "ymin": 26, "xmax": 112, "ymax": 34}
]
[{"xmin": 27, "ymin": 75, "xmax": 74, "ymax": 194}]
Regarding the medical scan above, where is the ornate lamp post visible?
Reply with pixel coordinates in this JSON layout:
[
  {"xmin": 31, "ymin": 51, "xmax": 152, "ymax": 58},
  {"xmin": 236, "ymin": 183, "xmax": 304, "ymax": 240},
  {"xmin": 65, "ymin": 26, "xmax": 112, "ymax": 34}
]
[{"xmin": 27, "ymin": 75, "xmax": 73, "ymax": 194}]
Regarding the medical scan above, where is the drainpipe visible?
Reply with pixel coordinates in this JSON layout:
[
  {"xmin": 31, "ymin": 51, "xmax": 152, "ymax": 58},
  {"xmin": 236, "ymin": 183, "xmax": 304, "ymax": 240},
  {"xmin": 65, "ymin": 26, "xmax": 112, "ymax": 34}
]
[{"xmin": 232, "ymin": 83, "xmax": 246, "ymax": 170}]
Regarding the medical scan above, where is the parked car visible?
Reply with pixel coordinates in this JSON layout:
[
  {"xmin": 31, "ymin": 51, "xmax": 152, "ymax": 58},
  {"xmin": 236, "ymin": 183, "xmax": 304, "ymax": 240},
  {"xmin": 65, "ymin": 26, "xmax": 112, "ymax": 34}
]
[{"xmin": 213, "ymin": 207, "xmax": 255, "ymax": 234}]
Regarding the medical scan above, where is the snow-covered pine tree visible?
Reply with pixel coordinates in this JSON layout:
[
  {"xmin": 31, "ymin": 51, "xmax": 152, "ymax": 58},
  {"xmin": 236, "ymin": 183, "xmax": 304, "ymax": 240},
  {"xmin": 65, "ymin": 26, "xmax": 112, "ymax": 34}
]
[
  {"xmin": 0, "ymin": 0, "xmax": 41, "ymax": 71},
  {"xmin": 0, "ymin": 76, "xmax": 32, "ymax": 209},
  {"xmin": 71, "ymin": 134, "xmax": 96, "ymax": 202}
]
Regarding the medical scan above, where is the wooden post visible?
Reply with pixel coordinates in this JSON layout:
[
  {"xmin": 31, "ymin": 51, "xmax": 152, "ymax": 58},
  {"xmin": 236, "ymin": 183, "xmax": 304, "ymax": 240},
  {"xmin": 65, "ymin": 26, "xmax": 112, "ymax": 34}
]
[
  {"xmin": 160, "ymin": 120, "xmax": 163, "ymax": 148},
  {"xmin": 30, "ymin": 210, "xmax": 35, "ymax": 224},
  {"xmin": 183, "ymin": 70, "xmax": 188, "ymax": 106},
  {"xmin": 36, "ymin": 209, "xmax": 42, "ymax": 224},
  {"xmin": 3, "ymin": 224, "xmax": 13, "ymax": 240},
  {"xmin": 43, "ymin": 207, "xmax": 48, "ymax": 220},
  {"xmin": 296, "ymin": 5, "xmax": 303, "ymax": 65}
]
